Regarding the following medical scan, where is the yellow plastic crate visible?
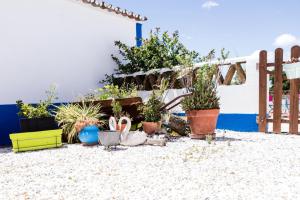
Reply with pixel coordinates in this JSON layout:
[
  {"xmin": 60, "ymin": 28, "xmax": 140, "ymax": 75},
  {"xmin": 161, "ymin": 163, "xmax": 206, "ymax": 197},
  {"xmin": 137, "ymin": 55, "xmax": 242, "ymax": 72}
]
[{"xmin": 10, "ymin": 129, "xmax": 62, "ymax": 153}]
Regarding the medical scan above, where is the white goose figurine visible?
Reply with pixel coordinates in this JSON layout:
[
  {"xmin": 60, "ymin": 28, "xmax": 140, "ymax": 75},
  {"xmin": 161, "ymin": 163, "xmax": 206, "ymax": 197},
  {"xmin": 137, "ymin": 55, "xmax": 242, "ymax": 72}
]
[{"xmin": 109, "ymin": 117, "xmax": 147, "ymax": 146}]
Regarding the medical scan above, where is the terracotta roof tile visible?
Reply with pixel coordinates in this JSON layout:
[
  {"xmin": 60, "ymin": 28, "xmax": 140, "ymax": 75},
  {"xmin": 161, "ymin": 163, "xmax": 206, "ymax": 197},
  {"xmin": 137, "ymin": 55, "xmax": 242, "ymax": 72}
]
[{"xmin": 81, "ymin": 0, "xmax": 147, "ymax": 21}]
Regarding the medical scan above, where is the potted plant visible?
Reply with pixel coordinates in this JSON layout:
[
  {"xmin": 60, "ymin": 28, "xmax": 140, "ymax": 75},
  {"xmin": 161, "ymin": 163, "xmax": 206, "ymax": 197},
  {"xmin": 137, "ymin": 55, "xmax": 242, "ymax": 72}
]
[
  {"xmin": 140, "ymin": 79, "xmax": 168, "ymax": 134},
  {"xmin": 111, "ymin": 100, "xmax": 128, "ymax": 132},
  {"xmin": 16, "ymin": 86, "xmax": 58, "ymax": 132},
  {"xmin": 181, "ymin": 64, "xmax": 220, "ymax": 139},
  {"xmin": 83, "ymin": 83, "xmax": 143, "ymax": 126},
  {"xmin": 54, "ymin": 102, "xmax": 104, "ymax": 144}
]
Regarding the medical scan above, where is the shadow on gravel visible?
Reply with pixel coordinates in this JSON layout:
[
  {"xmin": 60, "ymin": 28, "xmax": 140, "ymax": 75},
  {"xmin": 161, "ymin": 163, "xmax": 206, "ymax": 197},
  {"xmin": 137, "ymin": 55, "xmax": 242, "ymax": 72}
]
[
  {"xmin": 99, "ymin": 146, "xmax": 128, "ymax": 152},
  {"xmin": 215, "ymin": 137, "xmax": 255, "ymax": 142},
  {"xmin": 0, "ymin": 147, "xmax": 12, "ymax": 154}
]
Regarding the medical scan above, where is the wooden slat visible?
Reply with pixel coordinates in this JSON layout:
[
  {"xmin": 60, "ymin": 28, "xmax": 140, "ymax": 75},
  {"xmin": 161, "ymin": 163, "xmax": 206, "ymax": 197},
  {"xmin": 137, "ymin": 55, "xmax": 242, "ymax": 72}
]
[
  {"xmin": 217, "ymin": 61, "xmax": 246, "ymax": 67},
  {"xmin": 223, "ymin": 65, "xmax": 236, "ymax": 85},
  {"xmin": 259, "ymin": 51, "xmax": 268, "ymax": 132},
  {"xmin": 289, "ymin": 46, "xmax": 300, "ymax": 134},
  {"xmin": 267, "ymin": 61, "xmax": 287, "ymax": 67},
  {"xmin": 235, "ymin": 63, "xmax": 246, "ymax": 84},
  {"xmin": 266, "ymin": 70, "xmax": 274, "ymax": 75},
  {"xmin": 216, "ymin": 67, "xmax": 224, "ymax": 85},
  {"xmin": 273, "ymin": 48, "xmax": 283, "ymax": 133},
  {"xmin": 267, "ymin": 118, "xmax": 300, "ymax": 124},
  {"xmin": 218, "ymin": 74, "xmax": 224, "ymax": 85}
]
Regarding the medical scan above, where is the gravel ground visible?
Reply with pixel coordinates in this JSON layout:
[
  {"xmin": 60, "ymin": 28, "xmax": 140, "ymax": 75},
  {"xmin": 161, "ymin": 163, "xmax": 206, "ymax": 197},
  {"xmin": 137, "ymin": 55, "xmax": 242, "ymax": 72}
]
[{"xmin": 1, "ymin": 131, "xmax": 300, "ymax": 200}]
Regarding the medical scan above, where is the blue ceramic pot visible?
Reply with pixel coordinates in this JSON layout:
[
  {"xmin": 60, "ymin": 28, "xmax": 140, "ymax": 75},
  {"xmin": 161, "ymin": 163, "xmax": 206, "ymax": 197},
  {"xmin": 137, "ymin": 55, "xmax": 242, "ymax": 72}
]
[{"xmin": 78, "ymin": 125, "xmax": 99, "ymax": 145}]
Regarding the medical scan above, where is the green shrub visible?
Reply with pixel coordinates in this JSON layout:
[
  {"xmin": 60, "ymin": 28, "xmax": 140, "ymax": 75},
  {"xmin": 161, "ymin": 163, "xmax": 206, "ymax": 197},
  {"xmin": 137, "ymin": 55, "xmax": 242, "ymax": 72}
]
[
  {"xmin": 111, "ymin": 29, "xmax": 200, "ymax": 74},
  {"xmin": 16, "ymin": 86, "xmax": 58, "ymax": 119},
  {"xmin": 98, "ymin": 84, "xmax": 138, "ymax": 100}
]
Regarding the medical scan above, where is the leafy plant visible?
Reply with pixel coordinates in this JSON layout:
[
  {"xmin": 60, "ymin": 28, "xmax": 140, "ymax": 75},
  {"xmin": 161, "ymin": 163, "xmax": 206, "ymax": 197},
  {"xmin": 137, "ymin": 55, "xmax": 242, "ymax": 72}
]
[
  {"xmin": 111, "ymin": 100, "xmax": 123, "ymax": 120},
  {"xmin": 180, "ymin": 49, "xmax": 230, "ymax": 111},
  {"xmin": 270, "ymin": 72, "xmax": 290, "ymax": 94},
  {"xmin": 16, "ymin": 86, "xmax": 58, "ymax": 119},
  {"xmin": 111, "ymin": 28, "xmax": 200, "ymax": 74},
  {"xmin": 181, "ymin": 64, "xmax": 220, "ymax": 111},
  {"xmin": 140, "ymin": 79, "xmax": 169, "ymax": 122},
  {"xmin": 97, "ymin": 84, "xmax": 138, "ymax": 100},
  {"xmin": 54, "ymin": 102, "xmax": 103, "ymax": 144}
]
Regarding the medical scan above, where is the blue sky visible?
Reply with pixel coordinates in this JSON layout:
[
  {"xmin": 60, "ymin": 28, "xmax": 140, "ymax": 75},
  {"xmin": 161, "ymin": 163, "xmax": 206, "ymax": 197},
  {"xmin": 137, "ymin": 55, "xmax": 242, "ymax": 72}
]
[{"xmin": 107, "ymin": 0, "xmax": 300, "ymax": 58}]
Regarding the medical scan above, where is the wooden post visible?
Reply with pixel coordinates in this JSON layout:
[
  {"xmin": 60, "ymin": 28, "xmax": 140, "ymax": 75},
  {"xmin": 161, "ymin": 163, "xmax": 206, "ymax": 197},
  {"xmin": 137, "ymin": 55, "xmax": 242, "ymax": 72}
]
[
  {"xmin": 273, "ymin": 48, "xmax": 283, "ymax": 134},
  {"xmin": 289, "ymin": 46, "xmax": 300, "ymax": 134},
  {"xmin": 259, "ymin": 51, "xmax": 268, "ymax": 132}
]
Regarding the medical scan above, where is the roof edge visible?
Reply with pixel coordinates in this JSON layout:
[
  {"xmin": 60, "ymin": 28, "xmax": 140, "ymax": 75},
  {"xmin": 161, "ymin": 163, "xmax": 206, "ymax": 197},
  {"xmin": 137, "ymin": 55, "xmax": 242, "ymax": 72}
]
[{"xmin": 81, "ymin": 0, "xmax": 148, "ymax": 22}]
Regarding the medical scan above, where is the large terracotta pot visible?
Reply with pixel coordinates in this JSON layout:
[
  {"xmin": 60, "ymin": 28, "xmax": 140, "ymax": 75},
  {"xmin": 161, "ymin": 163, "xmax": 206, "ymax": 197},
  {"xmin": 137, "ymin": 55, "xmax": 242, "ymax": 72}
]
[
  {"xmin": 142, "ymin": 122, "xmax": 161, "ymax": 135},
  {"xmin": 187, "ymin": 109, "xmax": 220, "ymax": 139}
]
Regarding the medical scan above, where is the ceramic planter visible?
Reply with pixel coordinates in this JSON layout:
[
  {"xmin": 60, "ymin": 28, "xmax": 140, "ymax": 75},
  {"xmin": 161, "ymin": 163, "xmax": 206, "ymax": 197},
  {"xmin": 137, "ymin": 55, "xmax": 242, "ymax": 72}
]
[
  {"xmin": 10, "ymin": 129, "xmax": 62, "ymax": 153},
  {"xmin": 142, "ymin": 121, "xmax": 161, "ymax": 135},
  {"xmin": 98, "ymin": 131, "xmax": 120, "ymax": 148},
  {"xmin": 78, "ymin": 125, "xmax": 99, "ymax": 145},
  {"xmin": 283, "ymin": 62, "xmax": 300, "ymax": 79},
  {"xmin": 19, "ymin": 117, "xmax": 58, "ymax": 132},
  {"xmin": 187, "ymin": 109, "xmax": 220, "ymax": 139}
]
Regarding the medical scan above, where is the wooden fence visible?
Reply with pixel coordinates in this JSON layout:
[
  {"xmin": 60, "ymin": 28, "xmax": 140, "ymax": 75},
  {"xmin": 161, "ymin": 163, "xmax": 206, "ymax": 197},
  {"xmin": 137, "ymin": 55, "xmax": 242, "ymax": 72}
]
[{"xmin": 258, "ymin": 45, "xmax": 300, "ymax": 134}]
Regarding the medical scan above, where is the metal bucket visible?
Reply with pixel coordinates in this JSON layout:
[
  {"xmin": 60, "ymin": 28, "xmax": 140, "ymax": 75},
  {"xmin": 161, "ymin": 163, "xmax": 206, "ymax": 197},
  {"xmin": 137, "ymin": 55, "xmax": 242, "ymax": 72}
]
[{"xmin": 98, "ymin": 131, "xmax": 120, "ymax": 148}]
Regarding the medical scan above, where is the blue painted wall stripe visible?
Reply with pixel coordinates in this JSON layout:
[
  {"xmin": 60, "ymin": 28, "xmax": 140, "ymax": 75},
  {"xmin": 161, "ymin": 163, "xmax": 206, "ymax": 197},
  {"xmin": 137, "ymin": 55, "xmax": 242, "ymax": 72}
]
[
  {"xmin": 0, "ymin": 104, "xmax": 21, "ymax": 146},
  {"xmin": 217, "ymin": 114, "xmax": 258, "ymax": 132},
  {"xmin": 136, "ymin": 23, "xmax": 142, "ymax": 47},
  {"xmin": 173, "ymin": 113, "xmax": 259, "ymax": 132}
]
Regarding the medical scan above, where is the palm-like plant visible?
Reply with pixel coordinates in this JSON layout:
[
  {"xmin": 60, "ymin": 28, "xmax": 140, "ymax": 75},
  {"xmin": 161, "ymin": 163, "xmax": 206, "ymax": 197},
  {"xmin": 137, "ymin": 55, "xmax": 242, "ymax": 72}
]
[{"xmin": 54, "ymin": 102, "xmax": 103, "ymax": 143}]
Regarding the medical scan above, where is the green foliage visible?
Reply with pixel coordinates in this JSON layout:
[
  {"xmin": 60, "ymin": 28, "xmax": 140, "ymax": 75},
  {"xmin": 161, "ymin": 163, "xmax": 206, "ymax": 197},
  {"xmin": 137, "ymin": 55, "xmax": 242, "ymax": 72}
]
[
  {"xmin": 181, "ymin": 64, "xmax": 220, "ymax": 111},
  {"xmin": 218, "ymin": 48, "xmax": 230, "ymax": 62},
  {"xmin": 97, "ymin": 84, "xmax": 138, "ymax": 100},
  {"xmin": 111, "ymin": 29, "xmax": 200, "ymax": 74},
  {"xmin": 54, "ymin": 102, "xmax": 103, "ymax": 144},
  {"xmin": 270, "ymin": 72, "xmax": 290, "ymax": 93},
  {"xmin": 181, "ymin": 49, "xmax": 229, "ymax": 111},
  {"xmin": 16, "ymin": 86, "xmax": 58, "ymax": 119},
  {"xmin": 140, "ymin": 79, "xmax": 168, "ymax": 122},
  {"xmin": 111, "ymin": 100, "xmax": 123, "ymax": 120}
]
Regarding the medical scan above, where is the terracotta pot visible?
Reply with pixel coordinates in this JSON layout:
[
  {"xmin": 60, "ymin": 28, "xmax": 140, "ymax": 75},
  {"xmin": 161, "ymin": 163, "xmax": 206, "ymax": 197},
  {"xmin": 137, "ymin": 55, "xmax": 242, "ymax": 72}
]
[
  {"xmin": 142, "ymin": 122, "xmax": 161, "ymax": 135},
  {"xmin": 187, "ymin": 109, "xmax": 220, "ymax": 139}
]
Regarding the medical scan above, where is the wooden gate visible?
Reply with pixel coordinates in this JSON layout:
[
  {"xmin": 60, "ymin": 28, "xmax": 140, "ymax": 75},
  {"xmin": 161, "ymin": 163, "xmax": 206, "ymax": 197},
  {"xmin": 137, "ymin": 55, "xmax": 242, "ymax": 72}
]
[{"xmin": 258, "ymin": 45, "xmax": 300, "ymax": 134}]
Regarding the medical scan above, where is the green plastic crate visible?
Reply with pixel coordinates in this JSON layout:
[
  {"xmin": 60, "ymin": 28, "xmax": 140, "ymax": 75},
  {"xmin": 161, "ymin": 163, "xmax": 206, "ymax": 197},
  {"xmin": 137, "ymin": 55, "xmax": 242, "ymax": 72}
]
[{"xmin": 10, "ymin": 129, "xmax": 63, "ymax": 153}]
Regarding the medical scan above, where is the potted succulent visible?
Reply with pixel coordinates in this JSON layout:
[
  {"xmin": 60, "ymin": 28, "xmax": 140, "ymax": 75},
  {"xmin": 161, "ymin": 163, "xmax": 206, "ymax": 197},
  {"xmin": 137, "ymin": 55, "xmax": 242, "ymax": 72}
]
[
  {"xmin": 54, "ymin": 102, "xmax": 104, "ymax": 144},
  {"xmin": 181, "ymin": 64, "xmax": 220, "ymax": 139},
  {"xmin": 140, "ymin": 79, "xmax": 168, "ymax": 135},
  {"xmin": 16, "ymin": 86, "xmax": 58, "ymax": 132}
]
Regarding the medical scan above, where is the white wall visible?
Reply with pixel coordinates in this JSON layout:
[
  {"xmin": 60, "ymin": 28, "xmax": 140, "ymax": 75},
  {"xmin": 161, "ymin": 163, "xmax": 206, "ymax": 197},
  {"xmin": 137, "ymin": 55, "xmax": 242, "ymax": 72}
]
[
  {"xmin": 0, "ymin": 0, "xmax": 136, "ymax": 104},
  {"xmin": 217, "ymin": 55, "xmax": 259, "ymax": 114}
]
